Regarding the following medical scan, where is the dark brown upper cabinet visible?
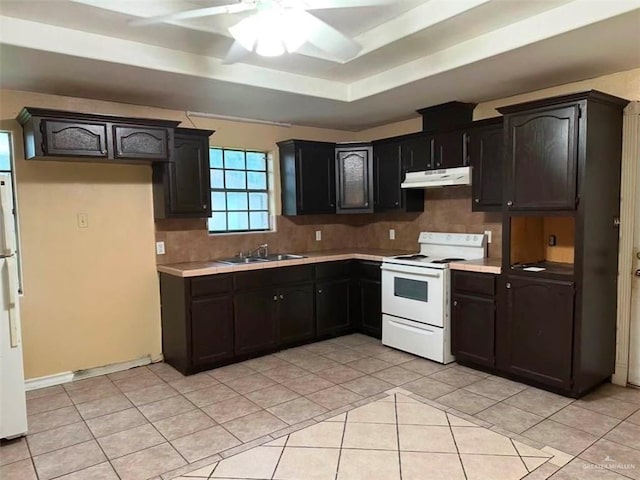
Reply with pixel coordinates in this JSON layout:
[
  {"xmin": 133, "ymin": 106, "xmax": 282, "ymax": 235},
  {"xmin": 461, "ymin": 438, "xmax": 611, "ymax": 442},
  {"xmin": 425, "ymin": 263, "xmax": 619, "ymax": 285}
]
[
  {"xmin": 502, "ymin": 104, "xmax": 579, "ymax": 211},
  {"xmin": 153, "ymin": 128, "xmax": 213, "ymax": 219},
  {"xmin": 468, "ymin": 118, "xmax": 503, "ymax": 212},
  {"xmin": 277, "ymin": 140, "xmax": 336, "ymax": 215},
  {"xmin": 335, "ymin": 144, "xmax": 373, "ymax": 214},
  {"xmin": 433, "ymin": 129, "xmax": 467, "ymax": 169},
  {"xmin": 17, "ymin": 107, "xmax": 179, "ymax": 163},
  {"xmin": 402, "ymin": 134, "xmax": 433, "ymax": 172},
  {"xmin": 372, "ymin": 141, "xmax": 424, "ymax": 212}
]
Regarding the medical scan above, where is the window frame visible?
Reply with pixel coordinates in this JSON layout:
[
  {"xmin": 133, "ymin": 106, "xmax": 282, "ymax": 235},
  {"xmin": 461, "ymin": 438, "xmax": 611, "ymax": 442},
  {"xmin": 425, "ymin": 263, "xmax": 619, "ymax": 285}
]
[{"xmin": 208, "ymin": 147, "xmax": 271, "ymax": 234}]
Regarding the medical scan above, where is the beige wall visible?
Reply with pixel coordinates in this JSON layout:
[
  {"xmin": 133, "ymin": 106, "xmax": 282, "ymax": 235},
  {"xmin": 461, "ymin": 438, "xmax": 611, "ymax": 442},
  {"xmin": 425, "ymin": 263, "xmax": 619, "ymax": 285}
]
[
  {"xmin": 0, "ymin": 89, "xmax": 356, "ymax": 379},
  {"xmin": 4, "ymin": 65, "xmax": 639, "ymax": 379}
]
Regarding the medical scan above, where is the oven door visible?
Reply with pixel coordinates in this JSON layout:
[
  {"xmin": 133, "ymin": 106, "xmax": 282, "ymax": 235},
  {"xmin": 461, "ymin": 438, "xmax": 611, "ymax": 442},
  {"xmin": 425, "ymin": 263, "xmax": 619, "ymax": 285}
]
[{"xmin": 381, "ymin": 263, "xmax": 445, "ymax": 327}]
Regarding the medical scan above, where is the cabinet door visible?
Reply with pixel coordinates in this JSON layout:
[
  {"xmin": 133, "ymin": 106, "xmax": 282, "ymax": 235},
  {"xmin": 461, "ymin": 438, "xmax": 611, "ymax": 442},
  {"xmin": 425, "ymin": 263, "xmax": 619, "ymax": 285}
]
[
  {"xmin": 504, "ymin": 276, "xmax": 574, "ymax": 389},
  {"xmin": 452, "ymin": 294, "xmax": 495, "ymax": 367},
  {"xmin": 374, "ymin": 143, "xmax": 402, "ymax": 211},
  {"xmin": 316, "ymin": 279, "xmax": 351, "ymax": 336},
  {"xmin": 234, "ymin": 289, "xmax": 278, "ymax": 356},
  {"xmin": 113, "ymin": 125, "xmax": 170, "ymax": 161},
  {"xmin": 506, "ymin": 105, "xmax": 579, "ymax": 210},
  {"xmin": 470, "ymin": 125, "xmax": 503, "ymax": 211},
  {"xmin": 403, "ymin": 135, "xmax": 433, "ymax": 172},
  {"xmin": 191, "ymin": 296, "xmax": 234, "ymax": 366},
  {"xmin": 336, "ymin": 146, "xmax": 373, "ymax": 213},
  {"xmin": 167, "ymin": 134, "xmax": 210, "ymax": 216},
  {"xmin": 359, "ymin": 278, "xmax": 382, "ymax": 339},
  {"xmin": 297, "ymin": 143, "xmax": 336, "ymax": 214},
  {"xmin": 434, "ymin": 130, "xmax": 465, "ymax": 169},
  {"xmin": 42, "ymin": 120, "xmax": 108, "ymax": 158},
  {"xmin": 278, "ymin": 283, "xmax": 315, "ymax": 346}
]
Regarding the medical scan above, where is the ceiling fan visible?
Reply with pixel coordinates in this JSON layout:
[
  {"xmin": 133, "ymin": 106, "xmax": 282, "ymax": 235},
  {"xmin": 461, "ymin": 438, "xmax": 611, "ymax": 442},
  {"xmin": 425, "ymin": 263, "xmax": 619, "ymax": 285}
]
[{"xmin": 129, "ymin": 0, "xmax": 395, "ymax": 63}]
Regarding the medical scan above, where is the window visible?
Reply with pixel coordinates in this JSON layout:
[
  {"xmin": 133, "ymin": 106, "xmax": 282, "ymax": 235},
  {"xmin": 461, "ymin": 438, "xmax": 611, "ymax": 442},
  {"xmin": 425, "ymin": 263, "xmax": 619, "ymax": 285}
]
[{"xmin": 208, "ymin": 148, "xmax": 270, "ymax": 233}]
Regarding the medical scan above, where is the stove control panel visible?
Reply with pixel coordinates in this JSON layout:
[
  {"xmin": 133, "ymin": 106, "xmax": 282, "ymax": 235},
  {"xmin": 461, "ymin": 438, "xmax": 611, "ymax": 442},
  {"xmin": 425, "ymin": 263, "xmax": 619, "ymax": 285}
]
[{"xmin": 417, "ymin": 231, "xmax": 486, "ymax": 247}]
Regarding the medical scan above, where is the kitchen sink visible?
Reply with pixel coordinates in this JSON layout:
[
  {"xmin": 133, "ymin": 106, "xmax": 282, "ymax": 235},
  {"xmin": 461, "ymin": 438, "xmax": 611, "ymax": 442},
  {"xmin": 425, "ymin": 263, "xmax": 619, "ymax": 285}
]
[
  {"xmin": 265, "ymin": 254, "xmax": 306, "ymax": 261},
  {"xmin": 217, "ymin": 257, "xmax": 270, "ymax": 265},
  {"xmin": 217, "ymin": 253, "xmax": 306, "ymax": 265}
]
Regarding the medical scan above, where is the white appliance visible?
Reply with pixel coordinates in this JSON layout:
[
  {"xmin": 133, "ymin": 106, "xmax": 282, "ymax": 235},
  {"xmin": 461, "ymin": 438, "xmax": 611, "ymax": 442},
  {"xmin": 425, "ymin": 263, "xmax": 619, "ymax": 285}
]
[
  {"xmin": 401, "ymin": 166, "xmax": 471, "ymax": 189},
  {"xmin": 381, "ymin": 232, "xmax": 487, "ymax": 364},
  {"xmin": 0, "ymin": 173, "xmax": 27, "ymax": 439}
]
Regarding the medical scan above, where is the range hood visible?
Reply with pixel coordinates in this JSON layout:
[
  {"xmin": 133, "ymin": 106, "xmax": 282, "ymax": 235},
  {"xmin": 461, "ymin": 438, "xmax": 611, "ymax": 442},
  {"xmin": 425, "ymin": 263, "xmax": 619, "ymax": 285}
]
[{"xmin": 401, "ymin": 166, "xmax": 471, "ymax": 189}]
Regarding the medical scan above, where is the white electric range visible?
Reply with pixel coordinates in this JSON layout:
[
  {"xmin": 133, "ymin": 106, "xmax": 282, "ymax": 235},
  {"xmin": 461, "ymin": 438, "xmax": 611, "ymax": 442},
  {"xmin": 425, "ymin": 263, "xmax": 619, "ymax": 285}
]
[{"xmin": 381, "ymin": 231, "xmax": 487, "ymax": 364}]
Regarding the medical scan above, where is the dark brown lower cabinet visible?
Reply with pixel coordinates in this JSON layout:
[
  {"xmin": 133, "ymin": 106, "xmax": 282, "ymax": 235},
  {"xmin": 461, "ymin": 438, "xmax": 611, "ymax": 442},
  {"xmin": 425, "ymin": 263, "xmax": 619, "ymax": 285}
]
[
  {"xmin": 160, "ymin": 260, "xmax": 383, "ymax": 375},
  {"xmin": 502, "ymin": 276, "xmax": 574, "ymax": 390},
  {"xmin": 358, "ymin": 278, "xmax": 382, "ymax": 339},
  {"xmin": 316, "ymin": 278, "xmax": 351, "ymax": 337},
  {"xmin": 278, "ymin": 284, "xmax": 315, "ymax": 346},
  {"xmin": 452, "ymin": 293, "xmax": 495, "ymax": 367},
  {"xmin": 191, "ymin": 296, "xmax": 234, "ymax": 366},
  {"xmin": 234, "ymin": 289, "xmax": 278, "ymax": 357}
]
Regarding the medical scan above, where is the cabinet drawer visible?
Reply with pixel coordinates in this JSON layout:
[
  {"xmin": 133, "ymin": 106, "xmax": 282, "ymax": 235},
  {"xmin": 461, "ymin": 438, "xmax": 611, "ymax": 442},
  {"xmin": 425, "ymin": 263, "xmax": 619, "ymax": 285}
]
[
  {"xmin": 234, "ymin": 265, "xmax": 313, "ymax": 291},
  {"xmin": 316, "ymin": 261, "xmax": 352, "ymax": 280},
  {"xmin": 190, "ymin": 274, "xmax": 232, "ymax": 297},
  {"xmin": 452, "ymin": 271, "xmax": 495, "ymax": 296},
  {"xmin": 355, "ymin": 261, "xmax": 382, "ymax": 281}
]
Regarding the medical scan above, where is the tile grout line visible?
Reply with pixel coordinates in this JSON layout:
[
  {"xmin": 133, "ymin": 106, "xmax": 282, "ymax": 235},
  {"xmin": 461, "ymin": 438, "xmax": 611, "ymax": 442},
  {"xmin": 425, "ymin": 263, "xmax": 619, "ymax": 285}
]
[
  {"xmin": 445, "ymin": 411, "xmax": 468, "ymax": 480},
  {"xmin": 268, "ymin": 434, "xmax": 289, "ymax": 480},
  {"xmin": 393, "ymin": 394, "xmax": 402, "ymax": 480},
  {"xmin": 509, "ymin": 437, "xmax": 532, "ymax": 474},
  {"xmin": 333, "ymin": 406, "xmax": 349, "ymax": 480}
]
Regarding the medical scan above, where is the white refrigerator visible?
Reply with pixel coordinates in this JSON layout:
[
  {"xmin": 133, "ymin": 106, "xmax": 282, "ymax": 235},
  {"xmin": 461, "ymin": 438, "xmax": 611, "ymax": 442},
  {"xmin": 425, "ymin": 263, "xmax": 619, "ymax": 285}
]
[{"xmin": 0, "ymin": 172, "xmax": 27, "ymax": 439}]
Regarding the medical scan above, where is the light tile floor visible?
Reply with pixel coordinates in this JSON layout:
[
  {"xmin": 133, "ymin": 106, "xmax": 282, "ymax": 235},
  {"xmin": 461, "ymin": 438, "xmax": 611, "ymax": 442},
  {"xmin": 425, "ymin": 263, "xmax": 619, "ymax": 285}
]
[{"xmin": 2, "ymin": 333, "xmax": 640, "ymax": 480}]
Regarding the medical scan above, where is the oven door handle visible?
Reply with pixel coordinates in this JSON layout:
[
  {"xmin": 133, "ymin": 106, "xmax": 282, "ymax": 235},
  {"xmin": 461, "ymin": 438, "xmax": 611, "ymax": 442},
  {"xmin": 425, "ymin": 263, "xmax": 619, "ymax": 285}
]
[
  {"xmin": 381, "ymin": 263, "xmax": 442, "ymax": 278},
  {"xmin": 388, "ymin": 318, "xmax": 436, "ymax": 335}
]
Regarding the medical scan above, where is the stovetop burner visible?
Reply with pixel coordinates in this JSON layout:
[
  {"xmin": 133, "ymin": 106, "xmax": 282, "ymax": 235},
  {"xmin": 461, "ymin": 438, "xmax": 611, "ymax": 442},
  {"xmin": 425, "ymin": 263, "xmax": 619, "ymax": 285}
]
[{"xmin": 430, "ymin": 257, "xmax": 465, "ymax": 264}]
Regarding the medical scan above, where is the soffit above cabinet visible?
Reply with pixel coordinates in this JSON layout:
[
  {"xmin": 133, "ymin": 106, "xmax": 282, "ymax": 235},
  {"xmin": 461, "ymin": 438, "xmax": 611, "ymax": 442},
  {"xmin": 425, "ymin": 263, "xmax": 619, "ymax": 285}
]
[{"xmin": 1, "ymin": 1, "xmax": 639, "ymax": 130}]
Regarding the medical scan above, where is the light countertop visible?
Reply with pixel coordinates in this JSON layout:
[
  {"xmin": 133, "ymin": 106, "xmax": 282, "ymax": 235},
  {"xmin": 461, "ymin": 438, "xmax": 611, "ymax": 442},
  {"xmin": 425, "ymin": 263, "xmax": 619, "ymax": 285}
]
[
  {"xmin": 157, "ymin": 249, "xmax": 413, "ymax": 278},
  {"xmin": 449, "ymin": 258, "xmax": 502, "ymax": 274}
]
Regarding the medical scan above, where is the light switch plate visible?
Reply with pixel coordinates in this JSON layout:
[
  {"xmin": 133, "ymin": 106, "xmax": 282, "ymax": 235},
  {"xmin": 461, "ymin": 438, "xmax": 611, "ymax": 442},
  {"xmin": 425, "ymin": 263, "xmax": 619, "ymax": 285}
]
[
  {"xmin": 389, "ymin": 229, "xmax": 395, "ymax": 240},
  {"xmin": 156, "ymin": 241, "xmax": 165, "ymax": 255},
  {"xmin": 315, "ymin": 230, "xmax": 321, "ymax": 241},
  {"xmin": 484, "ymin": 230, "xmax": 492, "ymax": 243},
  {"xmin": 77, "ymin": 213, "xmax": 89, "ymax": 228}
]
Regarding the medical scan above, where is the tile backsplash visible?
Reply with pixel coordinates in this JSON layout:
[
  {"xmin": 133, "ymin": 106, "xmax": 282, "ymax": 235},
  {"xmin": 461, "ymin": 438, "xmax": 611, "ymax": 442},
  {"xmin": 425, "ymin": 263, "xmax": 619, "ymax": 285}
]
[{"xmin": 155, "ymin": 186, "xmax": 502, "ymax": 265}]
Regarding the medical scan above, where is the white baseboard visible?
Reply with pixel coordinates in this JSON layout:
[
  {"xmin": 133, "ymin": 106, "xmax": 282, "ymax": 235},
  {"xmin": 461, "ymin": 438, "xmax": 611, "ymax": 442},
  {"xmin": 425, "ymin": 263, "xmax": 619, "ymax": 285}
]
[
  {"xmin": 24, "ymin": 354, "xmax": 163, "ymax": 390},
  {"xmin": 25, "ymin": 372, "xmax": 74, "ymax": 391},
  {"xmin": 72, "ymin": 355, "xmax": 152, "ymax": 381}
]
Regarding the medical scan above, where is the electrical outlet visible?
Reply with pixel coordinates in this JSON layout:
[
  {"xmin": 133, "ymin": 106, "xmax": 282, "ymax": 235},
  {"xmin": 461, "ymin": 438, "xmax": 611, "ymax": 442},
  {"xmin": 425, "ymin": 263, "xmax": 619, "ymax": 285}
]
[
  {"xmin": 484, "ymin": 230, "xmax": 492, "ymax": 243},
  {"xmin": 315, "ymin": 230, "xmax": 321, "ymax": 241},
  {"xmin": 389, "ymin": 229, "xmax": 395, "ymax": 240},
  {"xmin": 156, "ymin": 241, "xmax": 165, "ymax": 255},
  {"xmin": 77, "ymin": 213, "xmax": 89, "ymax": 228},
  {"xmin": 548, "ymin": 235, "xmax": 557, "ymax": 246}
]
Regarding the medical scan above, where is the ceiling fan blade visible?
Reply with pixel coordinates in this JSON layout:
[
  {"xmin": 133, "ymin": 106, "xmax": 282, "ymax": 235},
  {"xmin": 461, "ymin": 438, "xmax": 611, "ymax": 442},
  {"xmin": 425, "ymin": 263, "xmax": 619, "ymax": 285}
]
[
  {"xmin": 129, "ymin": 2, "xmax": 254, "ymax": 27},
  {"xmin": 300, "ymin": 11, "xmax": 361, "ymax": 61},
  {"xmin": 222, "ymin": 41, "xmax": 252, "ymax": 65},
  {"xmin": 300, "ymin": 0, "xmax": 396, "ymax": 9}
]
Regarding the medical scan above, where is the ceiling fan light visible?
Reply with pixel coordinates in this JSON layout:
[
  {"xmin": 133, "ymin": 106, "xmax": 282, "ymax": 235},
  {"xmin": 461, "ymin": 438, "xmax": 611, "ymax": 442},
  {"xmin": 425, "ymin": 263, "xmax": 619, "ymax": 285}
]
[
  {"xmin": 256, "ymin": 36, "xmax": 285, "ymax": 57},
  {"xmin": 229, "ymin": 16, "xmax": 258, "ymax": 52}
]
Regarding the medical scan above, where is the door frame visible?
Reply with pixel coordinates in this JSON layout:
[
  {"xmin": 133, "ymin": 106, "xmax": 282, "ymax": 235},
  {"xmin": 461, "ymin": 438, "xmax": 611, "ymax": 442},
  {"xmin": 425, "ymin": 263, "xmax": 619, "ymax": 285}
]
[{"xmin": 613, "ymin": 101, "xmax": 640, "ymax": 386}]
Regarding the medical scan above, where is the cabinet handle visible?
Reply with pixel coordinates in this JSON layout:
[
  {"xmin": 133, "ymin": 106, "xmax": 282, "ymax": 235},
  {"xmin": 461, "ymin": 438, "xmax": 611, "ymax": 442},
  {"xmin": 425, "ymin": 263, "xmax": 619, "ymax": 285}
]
[
  {"xmin": 474, "ymin": 198, "xmax": 479, "ymax": 203},
  {"xmin": 203, "ymin": 204, "xmax": 207, "ymax": 209},
  {"xmin": 507, "ymin": 200, "xmax": 513, "ymax": 206},
  {"xmin": 506, "ymin": 283, "xmax": 511, "ymax": 289},
  {"xmin": 273, "ymin": 295, "xmax": 278, "ymax": 301},
  {"xmin": 100, "ymin": 149, "xmax": 107, "ymax": 155},
  {"xmin": 395, "ymin": 202, "xmax": 399, "ymax": 206},
  {"xmin": 318, "ymin": 289, "xmax": 323, "ymax": 294},
  {"xmin": 453, "ymin": 300, "xmax": 458, "ymax": 306},
  {"xmin": 279, "ymin": 294, "xmax": 284, "ymax": 300}
]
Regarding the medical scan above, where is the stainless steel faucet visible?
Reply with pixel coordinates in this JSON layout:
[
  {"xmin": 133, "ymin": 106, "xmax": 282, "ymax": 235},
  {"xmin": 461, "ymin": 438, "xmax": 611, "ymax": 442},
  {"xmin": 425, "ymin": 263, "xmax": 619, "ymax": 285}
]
[{"xmin": 243, "ymin": 243, "xmax": 268, "ymax": 258}]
